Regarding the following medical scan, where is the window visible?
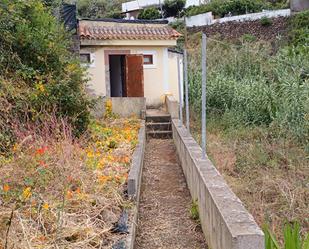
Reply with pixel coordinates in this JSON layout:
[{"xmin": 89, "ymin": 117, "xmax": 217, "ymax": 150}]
[
  {"xmin": 80, "ymin": 53, "xmax": 95, "ymax": 67},
  {"xmin": 143, "ymin": 54, "xmax": 153, "ymax": 65},
  {"xmin": 80, "ymin": 53, "xmax": 91, "ymax": 64}
]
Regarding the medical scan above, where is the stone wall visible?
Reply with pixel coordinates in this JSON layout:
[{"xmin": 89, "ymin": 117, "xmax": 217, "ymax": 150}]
[{"xmin": 189, "ymin": 16, "xmax": 290, "ymax": 41}]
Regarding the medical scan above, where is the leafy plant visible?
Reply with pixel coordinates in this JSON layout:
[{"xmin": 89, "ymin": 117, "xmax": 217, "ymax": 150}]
[
  {"xmin": 190, "ymin": 200, "xmax": 200, "ymax": 221},
  {"xmin": 76, "ymin": 0, "xmax": 126, "ymax": 19},
  {"xmin": 263, "ymin": 222, "xmax": 309, "ymax": 249},
  {"xmin": 289, "ymin": 10, "xmax": 309, "ymax": 46},
  {"xmin": 138, "ymin": 7, "xmax": 161, "ymax": 20},
  {"xmin": 163, "ymin": 0, "xmax": 186, "ymax": 17},
  {"xmin": 185, "ymin": 0, "xmax": 272, "ymax": 17},
  {"xmin": 261, "ymin": 16, "xmax": 273, "ymax": 26},
  {"xmin": 0, "ymin": 0, "xmax": 91, "ymax": 153},
  {"xmin": 187, "ymin": 35, "xmax": 309, "ymax": 143}
]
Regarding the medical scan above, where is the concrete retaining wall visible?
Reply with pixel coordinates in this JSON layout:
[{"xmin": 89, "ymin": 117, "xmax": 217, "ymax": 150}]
[
  {"xmin": 166, "ymin": 95, "xmax": 179, "ymax": 119},
  {"xmin": 186, "ymin": 9, "xmax": 291, "ymax": 27},
  {"xmin": 171, "ymin": 120, "xmax": 264, "ymax": 249},
  {"xmin": 127, "ymin": 121, "xmax": 146, "ymax": 198},
  {"xmin": 126, "ymin": 121, "xmax": 146, "ymax": 249},
  {"xmin": 92, "ymin": 97, "xmax": 146, "ymax": 119}
]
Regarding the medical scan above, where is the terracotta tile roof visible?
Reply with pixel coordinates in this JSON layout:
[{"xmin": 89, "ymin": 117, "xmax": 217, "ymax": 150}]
[{"xmin": 79, "ymin": 20, "xmax": 181, "ymax": 41}]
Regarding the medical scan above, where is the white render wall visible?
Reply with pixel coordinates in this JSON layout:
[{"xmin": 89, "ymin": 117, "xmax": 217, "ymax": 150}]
[
  {"xmin": 186, "ymin": 9, "xmax": 291, "ymax": 27},
  {"xmin": 122, "ymin": 0, "xmax": 209, "ymax": 13}
]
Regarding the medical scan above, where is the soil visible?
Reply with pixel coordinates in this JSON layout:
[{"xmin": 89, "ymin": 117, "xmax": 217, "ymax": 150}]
[
  {"xmin": 135, "ymin": 139, "xmax": 207, "ymax": 249},
  {"xmin": 188, "ymin": 16, "xmax": 290, "ymax": 42}
]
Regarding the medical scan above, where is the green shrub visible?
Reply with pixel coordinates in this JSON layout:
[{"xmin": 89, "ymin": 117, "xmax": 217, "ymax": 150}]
[
  {"xmin": 264, "ymin": 222, "xmax": 309, "ymax": 249},
  {"xmin": 242, "ymin": 34, "xmax": 257, "ymax": 42},
  {"xmin": 77, "ymin": 0, "xmax": 125, "ymax": 19},
  {"xmin": 289, "ymin": 10, "xmax": 309, "ymax": 46},
  {"xmin": 0, "ymin": 0, "xmax": 91, "ymax": 153},
  {"xmin": 138, "ymin": 7, "xmax": 161, "ymax": 20},
  {"xmin": 260, "ymin": 16, "xmax": 273, "ymax": 26},
  {"xmin": 190, "ymin": 200, "xmax": 200, "ymax": 221},
  {"xmin": 185, "ymin": 0, "xmax": 272, "ymax": 17},
  {"xmin": 163, "ymin": 0, "xmax": 186, "ymax": 17},
  {"xmin": 188, "ymin": 39, "xmax": 309, "ymax": 143}
]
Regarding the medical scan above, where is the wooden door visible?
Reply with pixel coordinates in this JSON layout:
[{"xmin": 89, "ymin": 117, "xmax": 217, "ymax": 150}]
[{"xmin": 125, "ymin": 55, "xmax": 144, "ymax": 97}]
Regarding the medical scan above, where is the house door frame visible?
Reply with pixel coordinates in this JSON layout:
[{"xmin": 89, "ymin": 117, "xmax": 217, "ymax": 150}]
[{"xmin": 104, "ymin": 50, "xmax": 130, "ymax": 97}]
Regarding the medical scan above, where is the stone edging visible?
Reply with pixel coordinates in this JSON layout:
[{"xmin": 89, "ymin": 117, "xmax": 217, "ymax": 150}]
[
  {"xmin": 126, "ymin": 121, "xmax": 146, "ymax": 249},
  {"xmin": 171, "ymin": 119, "xmax": 265, "ymax": 249}
]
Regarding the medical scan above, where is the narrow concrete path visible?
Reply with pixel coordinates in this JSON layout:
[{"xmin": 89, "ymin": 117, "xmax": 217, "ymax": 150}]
[{"xmin": 135, "ymin": 139, "xmax": 207, "ymax": 249}]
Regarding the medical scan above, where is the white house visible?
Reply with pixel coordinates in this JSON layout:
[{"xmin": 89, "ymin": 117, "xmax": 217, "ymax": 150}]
[
  {"xmin": 79, "ymin": 19, "xmax": 183, "ymax": 108},
  {"xmin": 122, "ymin": 0, "xmax": 211, "ymax": 19}
]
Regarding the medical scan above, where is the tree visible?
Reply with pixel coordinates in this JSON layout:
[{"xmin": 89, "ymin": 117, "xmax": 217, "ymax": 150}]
[
  {"xmin": 138, "ymin": 7, "xmax": 161, "ymax": 20},
  {"xmin": 163, "ymin": 0, "xmax": 186, "ymax": 18},
  {"xmin": 77, "ymin": 0, "xmax": 125, "ymax": 19}
]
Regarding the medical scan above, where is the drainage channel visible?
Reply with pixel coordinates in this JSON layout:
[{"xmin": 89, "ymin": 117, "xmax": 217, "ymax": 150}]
[{"xmin": 135, "ymin": 139, "xmax": 208, "ymax": 249}]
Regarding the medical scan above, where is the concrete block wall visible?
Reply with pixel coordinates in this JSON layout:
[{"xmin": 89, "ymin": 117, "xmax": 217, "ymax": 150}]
[
  {"xmin": 92, "ymin": 97, "xmax": 146, "ymax": 119},
  {"xmin": 186, "ymin": 9, "xmax": 291, "ymax": 27},
  {"xmin": 126, "ymin": 121, "xmax": 146, "ymax": 249},
  {"xmin": 171, "ymin": 120, "xmax": 264, "ymax": 249},
  {"xmin": 166, "ymin": 95, "xmax": 179, "ymax": 119}
]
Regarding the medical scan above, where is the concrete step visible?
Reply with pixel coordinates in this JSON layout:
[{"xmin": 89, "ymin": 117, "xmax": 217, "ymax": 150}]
[
  {"xmin": 147, "ymin": 130, "xmax": 172, "ymax": 139},
  {"xmin": 146, "ymin": 109, "xmax": 171, "ymax": 123},
  {"xmin": 146, "ymin": 122, "xmax": 172, "ymax": 131},
  {"xmin": 146, "ymin": 115, "xmax": 171, "ymax": 123}
]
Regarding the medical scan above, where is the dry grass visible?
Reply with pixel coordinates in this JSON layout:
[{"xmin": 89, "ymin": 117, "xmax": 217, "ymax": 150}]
[
  {"xmin": 0, "ymin": 115, "xmax": 140, "ymax": 248},
  {"xmin": 190, "ymin": 116, "xmax": 309, "ymax": 240}
]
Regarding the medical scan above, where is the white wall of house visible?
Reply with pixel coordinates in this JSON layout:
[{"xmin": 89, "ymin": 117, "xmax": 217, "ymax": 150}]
[
  {"xmin": 122, "ymin": 0, "xmax": 209, "ymax": 13},
  {"xmin": 80, "ymin": 46, "xmax": 182, "ymax": 107}
]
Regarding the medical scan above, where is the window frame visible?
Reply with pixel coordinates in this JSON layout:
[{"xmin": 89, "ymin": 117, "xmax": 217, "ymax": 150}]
[
  {"xmin": 138, "ymin": 50, "xmax": 157, "ymax": 69},
  {"xmin": 80, "ymin": 52, "xmax": 95, "ymax": 68},
  {"xmin": 143, "ymin": 54, "xmax": 154, "ymax": 65}
]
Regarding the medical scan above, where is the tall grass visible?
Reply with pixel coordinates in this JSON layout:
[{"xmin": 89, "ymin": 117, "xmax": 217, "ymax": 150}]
[
  {"xmin": 264, "ymin": 223, "xmax": 309, "ymax": 249},
  {"xmin": 187, "ymin": 37, "xmax": 309, "ymax": 144}
]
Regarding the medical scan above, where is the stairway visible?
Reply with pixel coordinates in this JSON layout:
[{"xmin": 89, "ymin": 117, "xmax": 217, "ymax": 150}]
[{"xmin": 146, "ymin": 109, "xmax": 172, "ymax": 139}]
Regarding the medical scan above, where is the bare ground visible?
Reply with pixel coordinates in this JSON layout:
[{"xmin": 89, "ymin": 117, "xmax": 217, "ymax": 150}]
[{"xmin": 135, "ymin": 139, "xmax": 207, "ymax": 249}]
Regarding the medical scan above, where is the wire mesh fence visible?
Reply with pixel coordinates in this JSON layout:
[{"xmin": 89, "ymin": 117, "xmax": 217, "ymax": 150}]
[{"xmin": 180, "ymin": 31, "xmax": 309, "ymax": 152}]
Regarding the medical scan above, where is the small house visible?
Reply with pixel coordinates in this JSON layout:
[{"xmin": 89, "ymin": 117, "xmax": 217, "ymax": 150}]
[{"xmin": 78, "ymin": 19, "xmax": 182, "ymax": 108}]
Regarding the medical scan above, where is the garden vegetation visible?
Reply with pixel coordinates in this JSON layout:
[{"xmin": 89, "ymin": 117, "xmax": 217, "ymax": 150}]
[
  {"xmin": 0, "ymin": 0, "xmax": 91, "ymax": 154},
  {"xmin": 186, "ymin": 10, "xmax": 309, "ymax": 242},
  {"xmin": 185, "ymin": 0, "xmax": 289, "ymax": 17}
]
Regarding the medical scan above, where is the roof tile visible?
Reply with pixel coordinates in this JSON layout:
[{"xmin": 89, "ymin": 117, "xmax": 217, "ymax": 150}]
[{"xmin": 79, "ymin": 20, "xmax": 181, "ymax": 41}]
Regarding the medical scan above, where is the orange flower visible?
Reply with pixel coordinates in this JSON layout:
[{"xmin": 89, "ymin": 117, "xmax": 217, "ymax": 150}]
[
  {"xmin": 35, "ymin": 146, "xmax": 48, "ymax": 156},
  {"xmin": 3, "ymin": 184, "xmax": 10, "ymax": 192},
  {"xmin": 75, "ymin": 187, "xmax": 81, "ymax": 194},
  {"xmin": 42, "ymin": 203, "xmax": 49, "ymax": 210},
  {"xmin": 66, "ymin": 190, "xmax": 73, "ymax": 199},
  {"xmin": 98, "ymin": 175, "xmax": 111, "ymax": 185},
  {"xmin": 39, "ymin": 160, "xmax": 47, "ymax": 167}
]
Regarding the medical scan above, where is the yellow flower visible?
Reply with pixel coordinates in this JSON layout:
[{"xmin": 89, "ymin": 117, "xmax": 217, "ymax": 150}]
[
  {"xmin": 42, "ymin": 203, "xmax": 49, "ymax": 210},
  {"xmin": 12, "ymin": 144, "xmax": 19, "ymax": 152},
  {"xmin": 36, "ymin": 82, "xmax": 45, "ymax": 93},
  {"xmin": 87, "ymin": 151, "xmax": 94, "ymax": 158},
  {"xmin": 22, "ymin": 187, "xmax": 32, "ymax": 200}
]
